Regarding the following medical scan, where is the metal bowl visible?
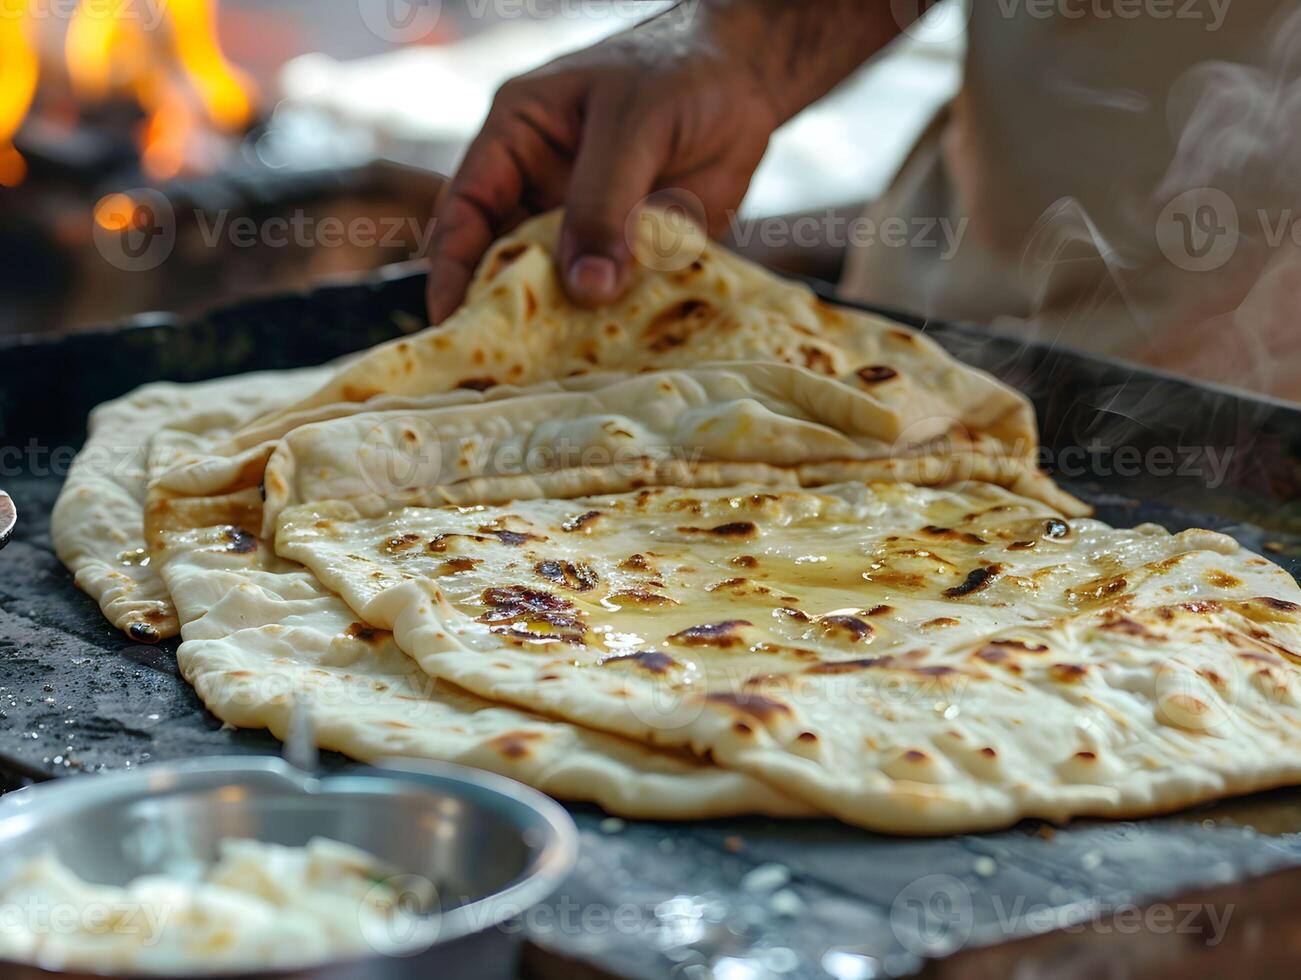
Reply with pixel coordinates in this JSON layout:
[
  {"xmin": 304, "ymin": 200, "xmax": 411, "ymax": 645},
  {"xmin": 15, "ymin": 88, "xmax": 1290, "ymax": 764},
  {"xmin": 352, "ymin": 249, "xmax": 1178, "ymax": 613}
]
[{"xmin": 0, "ymin": 757, "xmax": 578, "ymax": 979}]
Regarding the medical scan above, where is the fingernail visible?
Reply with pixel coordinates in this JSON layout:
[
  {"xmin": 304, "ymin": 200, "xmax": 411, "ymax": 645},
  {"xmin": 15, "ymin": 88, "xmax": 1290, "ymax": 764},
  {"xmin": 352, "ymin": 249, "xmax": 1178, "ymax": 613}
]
[{"xmin": 567, "ymin": 255, "xmax": 619, "ymax": 304}]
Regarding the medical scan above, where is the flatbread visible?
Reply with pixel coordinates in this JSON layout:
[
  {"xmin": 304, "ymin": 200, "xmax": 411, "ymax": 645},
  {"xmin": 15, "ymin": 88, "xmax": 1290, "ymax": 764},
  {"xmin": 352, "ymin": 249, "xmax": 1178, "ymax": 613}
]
[
  {"xmin": 51, "ymin": 368, "xmax": 329, "ymax": 641},
  {"xmin": 276, "ymin": 481, "xmax": 1301, "ymax": 834},
  {"xmin": 253, "ymin": 362, "xmax": 1085, "ymax": 536},
  {"xmin": 147, "ymin": 209, "xmax": 1072, "ymax": 518},
  {"xmin": 157, "ymin": 524, "xmax": 813, "ymax": 819}
]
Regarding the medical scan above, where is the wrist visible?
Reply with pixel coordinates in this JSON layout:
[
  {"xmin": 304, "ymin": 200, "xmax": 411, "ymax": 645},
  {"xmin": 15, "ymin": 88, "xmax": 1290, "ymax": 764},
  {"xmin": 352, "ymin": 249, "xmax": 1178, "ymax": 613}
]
[{"xmin": 688, "ymin": 0, "xmax": 903, "ymax": 124}]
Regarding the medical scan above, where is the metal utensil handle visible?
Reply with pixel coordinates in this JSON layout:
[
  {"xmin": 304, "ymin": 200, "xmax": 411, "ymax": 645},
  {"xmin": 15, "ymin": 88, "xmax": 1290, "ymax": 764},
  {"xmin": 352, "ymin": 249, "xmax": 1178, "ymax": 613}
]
[{"xmin": 0, "ymin": 491, "xmax": 13, "ymax": 550}]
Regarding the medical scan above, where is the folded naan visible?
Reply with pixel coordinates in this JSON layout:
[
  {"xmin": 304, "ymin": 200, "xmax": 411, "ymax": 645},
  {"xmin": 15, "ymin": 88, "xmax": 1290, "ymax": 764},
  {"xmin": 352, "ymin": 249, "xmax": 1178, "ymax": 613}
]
[
  {"xmin": 143, "ymin": 209, "xmax": 1077, "ymax": 548},
  {"xmin": 275, "ymin": 482, "xmax": 1301, "ymax": 834},
  {"xmin": 251, "ymin": 362, "xmax": 1082, "ymax": 537},
  {"xmin": 52, "ymin": 368, "xmax": 330, "ymax": 640}
]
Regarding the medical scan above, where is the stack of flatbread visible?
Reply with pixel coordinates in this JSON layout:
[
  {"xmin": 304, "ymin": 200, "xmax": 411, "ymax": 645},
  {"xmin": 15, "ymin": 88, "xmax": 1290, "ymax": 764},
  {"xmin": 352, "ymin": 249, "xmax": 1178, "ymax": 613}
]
[{"xmin": 53, "ymin": 211, "xmax": 1301, "ymax": 833}]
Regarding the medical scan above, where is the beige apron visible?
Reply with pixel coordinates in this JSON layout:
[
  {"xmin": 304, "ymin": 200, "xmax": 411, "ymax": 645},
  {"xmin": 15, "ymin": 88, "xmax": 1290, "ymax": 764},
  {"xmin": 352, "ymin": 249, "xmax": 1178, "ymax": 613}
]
[{"xmin": 839, "ymin": 1, "xmax": 1300, "ymax": 402}]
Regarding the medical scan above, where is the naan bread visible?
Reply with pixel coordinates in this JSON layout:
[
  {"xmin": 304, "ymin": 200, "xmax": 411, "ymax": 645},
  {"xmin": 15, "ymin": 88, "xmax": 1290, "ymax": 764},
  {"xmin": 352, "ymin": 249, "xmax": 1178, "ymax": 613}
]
[
  {"xmin": 157, "ymin": 524, "xmax": 813, "ymax": 819},
  {"xmin": 147, "ymin": 208, "xmax": 1072, "ymax": 519},
  {"xmin": 276, "ymin": 482, "xmax": 1301, "ymax": 834},
  {"xmin": 51, "ymin": 368, "xmax": 329, "ymax": 640},
  {"xmin": 252, "ymin": 363, "xmax": 1084, "ymax": 536}
]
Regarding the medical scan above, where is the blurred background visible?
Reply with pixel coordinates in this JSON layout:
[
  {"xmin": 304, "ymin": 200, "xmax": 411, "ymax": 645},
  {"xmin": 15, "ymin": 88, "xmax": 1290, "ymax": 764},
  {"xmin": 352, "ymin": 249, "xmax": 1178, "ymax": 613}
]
[{"xmin": 0, "ymin": 0, "xmax": 963, "ymax": 336}]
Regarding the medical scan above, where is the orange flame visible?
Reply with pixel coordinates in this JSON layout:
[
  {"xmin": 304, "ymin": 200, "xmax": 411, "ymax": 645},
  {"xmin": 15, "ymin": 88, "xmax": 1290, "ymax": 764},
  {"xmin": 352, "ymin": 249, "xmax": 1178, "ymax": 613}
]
[
  {"xmin": 167, "ymin": 0, "xmax": 254, "ymax": 132},
  {"xmin": 0, "ymin": 0, "xmax": 39, "ymax": 186},
  {"xmin": 64, "ymin": 0, "xmax": 255, "ymax": 179}
]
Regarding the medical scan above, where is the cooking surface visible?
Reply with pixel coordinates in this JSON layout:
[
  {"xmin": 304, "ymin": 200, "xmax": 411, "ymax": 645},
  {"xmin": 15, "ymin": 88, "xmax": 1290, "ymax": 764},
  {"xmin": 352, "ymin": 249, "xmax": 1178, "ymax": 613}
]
[{"xmin": 1, "ymin": 274, "xmax": 1299, "ymax": 978}]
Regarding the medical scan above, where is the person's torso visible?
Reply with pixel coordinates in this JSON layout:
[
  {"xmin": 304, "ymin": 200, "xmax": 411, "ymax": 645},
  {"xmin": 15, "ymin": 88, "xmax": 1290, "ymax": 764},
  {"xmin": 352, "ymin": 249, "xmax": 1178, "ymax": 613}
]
[{"xmin": 841, "ymin": 0, "xmax": 1300, "ymax": 400}]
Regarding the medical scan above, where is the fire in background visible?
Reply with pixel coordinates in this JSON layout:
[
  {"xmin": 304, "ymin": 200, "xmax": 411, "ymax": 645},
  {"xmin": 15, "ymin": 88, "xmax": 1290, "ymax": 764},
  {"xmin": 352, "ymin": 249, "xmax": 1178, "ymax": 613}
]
[{"xmin": 1, "ymin": 0, "xmax": 257, "ymax": 185}]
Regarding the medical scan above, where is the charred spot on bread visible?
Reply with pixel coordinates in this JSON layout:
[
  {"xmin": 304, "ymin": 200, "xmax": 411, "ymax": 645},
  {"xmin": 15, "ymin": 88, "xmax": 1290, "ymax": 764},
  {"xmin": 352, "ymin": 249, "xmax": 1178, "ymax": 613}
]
[
  {"xmin": 561, "ymin": 510, "xmax": 602, "ymax": 533},
  {"xmin": 456, "ymin": 377, "xmax": 498, "ymax": 392},
  {"xmin": 678, "ymin": 521, "xmax": 758, "ymax": 539},
  {"xmin": 703, "ymin": 691, "xmax": 792, "ymax": 721},
  {"xmin": 806, "ymin": 656, "xmax": 893, "ymax": 674},
  {"xmin": 428, "ymin": 532, "xmax": 489, "ymax": 553},
  {"xmin": 707, "ymin": 577, "xmax": 749, "ymax": 592},
  {"xmin": 605, "ymin": 587, "xmax": 678, "ymax": 607},
  {"xmin": 483, "ymin": 242, "xmax": 529, "ymax": 280},
  {"xmin": 619, "ymin": 553, "xmax": 651, "ymax": 571},
  {"xmin": 1257, "ymin": 596, "xmax": 1301, "ymax": 613},
  {"xmin": 1204, "ymin": 569, "xmax": 1243, "ymax": 589},
  {"xmin": 799, "ymin": 344, "xmax": 837, "ymax": 374},
  {"xmin": 921, "ymin": 525, "xmax": 987, "ymax": 545},
  {"xmin": 944, "ymin": 564, "xmax": 1002, "ymax": 598},
  {"xmin": 127, "ymin": 621, "xmax": 161, "ymax": 643},
  {"xmin": 1068, "ymin": 574, "xmax": 1129, "ymax": 604},
  {"xmin": 1099, "ymin": 613, "xmax": 1157, "ymax": 637},
  {"xmin": 668, "ymin": 620, "xmax": 752, "ymax": 648},
  {"xmin": 478, "ymin": 586, "xmax": 574, "ymax": 621},
  {"xmin": 381, "ymin": 533, "xmax": 422, "ymax": 555},
  {"xmin": 534, "ymin": 559, "xmax": 599, "ymax": 591},
  {"xmin": 980, "ymin": 638, "xmax": 1050, "ymax": 658},
  {"xmin": 482, "ymin": 527, "xmax": 547, "ymax": 546},
  {"xmin": 600, "ymin": 650, "xmax": 679, "ymax": 674},
  {"xmin": 818, "ymin": 614, "xmax": 874, "ymax": 641},
  {"xmin": 1050, "ymin": 663, "xmax": 1089, "ymax": 683},
  {"xmin": 487, "ymin": 729, "xmax": 543, "ymax": 760},
  {"xmin": 344, "ymin": 622, "xmax": 383, "ymax": 643},
  {"xmin": 341, "ymin": 385, "xmax": 381, "ymax": 403},
  {"xmin": 644, "ymin": 298, "xmax": 717, "ymax": 352},
  {"xmin": 437, "ymin": 557, "xmax": 480, "ymax": 576},
  {"xmin": 855, "ymin": 364, "xmax": 899, "ymax": 384},
  {"xmin": 477, "ymin": 586, "xmax": 587, "ymax": 643},
  {"xmin": 222, "ymin": 526, "xmax": 257, "ymax": 554},
  {"xmin": 922, "ymin": 616, "xmax": 960, "ymax": 630}
]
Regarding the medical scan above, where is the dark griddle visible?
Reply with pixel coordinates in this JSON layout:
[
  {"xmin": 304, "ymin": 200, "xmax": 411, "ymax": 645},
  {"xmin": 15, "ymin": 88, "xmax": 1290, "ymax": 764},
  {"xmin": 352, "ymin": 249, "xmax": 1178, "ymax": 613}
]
[{"xmin": 1, "ymin": 272, "xmax": 1300, "ymax": 980}]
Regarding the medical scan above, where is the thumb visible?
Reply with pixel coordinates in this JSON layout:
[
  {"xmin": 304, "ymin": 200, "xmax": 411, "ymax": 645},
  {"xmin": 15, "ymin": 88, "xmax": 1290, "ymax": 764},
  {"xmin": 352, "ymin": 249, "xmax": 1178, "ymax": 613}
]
[{"xmin": 559, "ymin": 99, "xmax": 666, "ymax": 307}]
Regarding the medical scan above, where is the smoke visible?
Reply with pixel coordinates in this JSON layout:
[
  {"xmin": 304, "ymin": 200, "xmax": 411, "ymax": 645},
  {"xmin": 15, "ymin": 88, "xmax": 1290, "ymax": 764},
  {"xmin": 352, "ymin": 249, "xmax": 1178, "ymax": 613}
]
[
  {"xmin": 1152, "ymin": 7, "xmax": 1301, "ymax": 405},
  {"xmin": 1001, "ymin": 6, "xmax": 1301, "ymax": 405},
  {"xmin": 1158, "ymin": 9, "xmax": 1301, "ymax": 203}
]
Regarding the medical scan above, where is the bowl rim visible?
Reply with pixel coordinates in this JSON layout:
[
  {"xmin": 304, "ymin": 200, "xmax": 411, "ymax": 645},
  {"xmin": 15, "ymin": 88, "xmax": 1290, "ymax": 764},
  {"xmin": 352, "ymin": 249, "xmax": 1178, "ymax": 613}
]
[{"xmin": 0, "ymin": 756, "xmax": 579, "ymax": 977}]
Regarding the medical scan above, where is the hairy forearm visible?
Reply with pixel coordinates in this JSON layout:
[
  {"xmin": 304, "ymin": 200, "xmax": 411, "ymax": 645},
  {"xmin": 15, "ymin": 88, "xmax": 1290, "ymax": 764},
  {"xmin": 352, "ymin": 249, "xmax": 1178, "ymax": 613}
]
[{"xmin": 659, "ymin": 0, "xmax": 920, "ymax": 124}]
